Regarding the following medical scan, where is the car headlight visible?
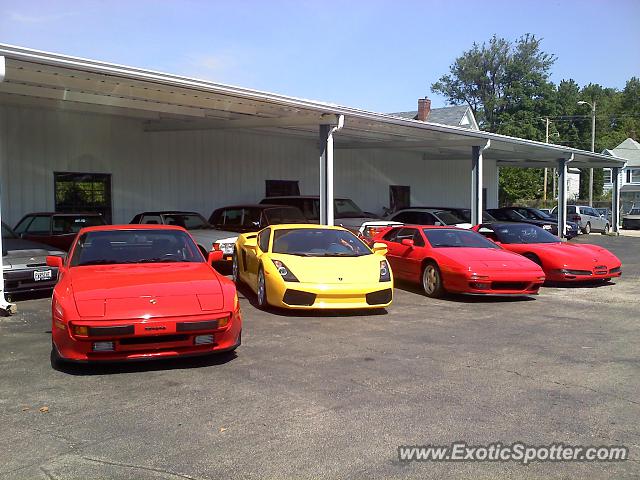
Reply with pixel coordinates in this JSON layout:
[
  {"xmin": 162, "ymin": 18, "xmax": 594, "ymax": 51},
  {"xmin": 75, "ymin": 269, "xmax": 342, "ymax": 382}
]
[
  {"xmin": 379, "ymin": 260, "xmax": 391, "ymax": 282},
  {"xmin": 272, "ymin": 259, "xmax": 299, "ymax": 282}
]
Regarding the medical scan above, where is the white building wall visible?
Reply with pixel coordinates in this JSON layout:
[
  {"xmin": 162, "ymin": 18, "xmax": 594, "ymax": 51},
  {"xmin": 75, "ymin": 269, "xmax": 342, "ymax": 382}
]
[{"xmin": 0, "ymin": 104, "xmax": 498, "ymax": 225}]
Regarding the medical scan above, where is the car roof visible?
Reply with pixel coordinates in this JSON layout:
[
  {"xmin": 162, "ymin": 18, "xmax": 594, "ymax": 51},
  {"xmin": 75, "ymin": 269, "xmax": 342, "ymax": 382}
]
[
  {"xmin": 20, "ymin": 212, "xmax": 103, "ymax": 217},
  {"xmin": 135, "ymin": 211, "xmax": 202, "ymax": 216},
  {"xmin": 214, "ymin": 204, "xmax": 302, "ymax": 210},
  {"xmin": 78, "ymin": 224, "xmax": 187, "ymax": 234},
  {"xmin": 262, "ymin": 196, "xmax": 348, "ymax": 200},
  {"xmin": 389, "ymin": 224, "xmax": 467, "ymax": 230},
  {"xmin": 268, "ymin": 224, "xmax": 350, "ymax": 231}
]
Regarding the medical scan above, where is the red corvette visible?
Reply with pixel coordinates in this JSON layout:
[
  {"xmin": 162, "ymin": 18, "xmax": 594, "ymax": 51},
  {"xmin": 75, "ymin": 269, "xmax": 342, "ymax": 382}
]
[
  {"xmin": 473, "ymin": 222, "xmax": 622, "ymax": 282},
  {"xmin": 373, "ymin": 225, "xmax": 545, "ymax": 297},
  {"xmin": 47, "ymin": 225, "xmax": 241, "ymax": 364}
]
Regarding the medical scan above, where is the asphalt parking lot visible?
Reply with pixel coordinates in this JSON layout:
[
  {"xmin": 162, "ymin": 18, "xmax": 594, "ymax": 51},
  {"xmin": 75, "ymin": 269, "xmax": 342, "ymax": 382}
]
[{"xmin": 1, "ymin": 234, "xmax": 639, "ymax": 479}]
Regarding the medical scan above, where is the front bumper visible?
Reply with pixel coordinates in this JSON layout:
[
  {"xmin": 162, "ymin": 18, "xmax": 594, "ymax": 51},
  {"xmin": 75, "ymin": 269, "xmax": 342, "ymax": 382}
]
[
  {"xmin": 4, "ymin": 267, "xmax": 59, "ymax": 294},
  {"xmin": 442, "ymin": 269, "xmax": 545, "ymax": 296},
  {"xmin": 268, "ymin": 280, "xmax": 393, "ymax": 309},
  {"xmin": 53, "ymin": 310, "xmax": 242, "ymax": 362},
  {"xmin": 545, "ymin": 265, "xmax": 622, "ymax": 282}
]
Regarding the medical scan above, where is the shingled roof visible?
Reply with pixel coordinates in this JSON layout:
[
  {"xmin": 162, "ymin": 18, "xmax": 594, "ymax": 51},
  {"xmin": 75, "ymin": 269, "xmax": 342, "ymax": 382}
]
[{"xmin": 390, "ymin": 105, "xmax": 479, "ymax": 130}]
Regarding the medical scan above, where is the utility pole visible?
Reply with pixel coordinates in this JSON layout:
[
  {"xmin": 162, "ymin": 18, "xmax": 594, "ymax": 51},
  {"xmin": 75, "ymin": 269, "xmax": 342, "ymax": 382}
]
[
  {"xmin": 544, "ymin": 118, "xmax": 550, "ymax": 202},
  {"xmin": 578, "ymin": 100, "xmax": 596, "ymax": 206}
]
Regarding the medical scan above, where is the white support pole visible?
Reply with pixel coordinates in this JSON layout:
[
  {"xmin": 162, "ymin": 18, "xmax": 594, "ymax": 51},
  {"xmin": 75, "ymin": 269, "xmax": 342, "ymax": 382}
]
[
  {"xmin": 0, "ymin": 55, "xmax": 17, "ymax": 315},
  {"xmin": 611, "ymin": 167, "xmax": 621, "ymax": 234},
  {"xmin": 471, "ymin": 140, "xmax": 489, "ymax": 225},
  {"xmin": 319, "ymin": 115, "xmax": 344, "ymax": 226},
  {"xmin": 557, "ymin": 155, "xmax": 573, "ymax": 239}
]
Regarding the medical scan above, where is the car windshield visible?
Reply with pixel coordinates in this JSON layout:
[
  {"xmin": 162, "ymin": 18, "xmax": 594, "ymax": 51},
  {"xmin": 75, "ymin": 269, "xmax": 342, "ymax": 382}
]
[
  {"xmin": 629, "ymin": 209, "xmax": 640, "ymax": 215},
  {"xmin": 423, "ymin": 229, "xmax": 500, "ymax": 249},
  {"xmin": 432, "ymin": 210, "xmax": 465, "ymax": 224},
  {"xmin": 493, "ymin": 224, "xmax": 560, "ymax": 244},
  {"xmin": 2, "ymin": 222, "xmax": 17, "ymax": 239},
  {"xmin": 333, "ymin": 199, "xmax": 366, "ymax": 218},
  {"xmin": 516, "ymin": 208, "xmax": 552, "ymax": 220},
  {"xmin": 70, "ymin": 230, "xmax": 204, "ymax": 266},
  {"xmin": 264, "ymin": 207, "xmax": 308, "ymax": 224},
  {"xmin": 161, "ymin": 214, "xmax": 209, "ymax": 229},
  {"xmin": 272, "ymin": 228, "xmax": 372, "ymax": 257}
]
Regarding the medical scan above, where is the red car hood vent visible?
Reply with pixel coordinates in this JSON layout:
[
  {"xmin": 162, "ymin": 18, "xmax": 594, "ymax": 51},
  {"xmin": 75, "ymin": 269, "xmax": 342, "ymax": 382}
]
[{"xmin": 70, "ymin": 264, "xmax": 224, "ymax": 318}]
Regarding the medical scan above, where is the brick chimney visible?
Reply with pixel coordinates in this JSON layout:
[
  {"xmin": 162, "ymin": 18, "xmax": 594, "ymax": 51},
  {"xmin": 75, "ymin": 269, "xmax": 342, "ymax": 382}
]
[{"xmin": 417, "ymin": 97, "xmax": 431, "ymax": 121}]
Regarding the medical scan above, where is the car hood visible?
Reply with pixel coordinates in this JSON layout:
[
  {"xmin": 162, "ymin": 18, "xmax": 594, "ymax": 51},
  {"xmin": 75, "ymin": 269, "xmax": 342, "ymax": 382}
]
[
  {"xmin": 69, "ymin": 263, "xmax": 225, "ymax": 318},
  {"xmin": 437, "ymin": 247, "xmax": 541, "ymax": 271},
  {"xmin": 2, "ymin": 238, "xmax": 64, "ymax": 268},
  {"xmin": 521, "ymin": 243, "xmax": 620, "ymax": 266},
  {"xmin": 187, "ymin": 228, "xmax": 238, "ymax": 246},
  {"xmin": 272, "ymin": 253, "xmax": 384, "ymax": 284}
]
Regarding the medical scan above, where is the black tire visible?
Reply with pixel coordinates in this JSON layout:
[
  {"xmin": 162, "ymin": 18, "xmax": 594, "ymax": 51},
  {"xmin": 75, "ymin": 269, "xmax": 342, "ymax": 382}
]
[
  {"xmin": 583, "ymin": 222, "xmax": 591, "ymax": 234},
  {"xmin": 602, "ymin": 224, "xmax": 610, "ymax": 235},
  {"xmin": 422, "ymin": 262, "xmax": 445, "ymax": 298},
  {"xmin": 231, "ymin": 254, "xmax": 240, "ymax": 283},
  {"xmin": 256, "ymin": 267, "xmax": 268, "ymax": 308},
  {"xmin": 522, "ymin": 253, "xmax": 542, "ymax": 267}
]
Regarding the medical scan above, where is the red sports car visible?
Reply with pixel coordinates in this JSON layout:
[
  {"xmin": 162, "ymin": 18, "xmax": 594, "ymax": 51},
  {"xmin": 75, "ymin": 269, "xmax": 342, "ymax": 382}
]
[
  {"xmin": 373, "ymin": 225, "xmax": 546, "ymax": 297},
  {"xmin": 472, "ymin": 222, "xmax": 622, "ymax": 282},
  {"xmin": 47, "ymin": 225, "xmax": 241, "ymax": 364}
]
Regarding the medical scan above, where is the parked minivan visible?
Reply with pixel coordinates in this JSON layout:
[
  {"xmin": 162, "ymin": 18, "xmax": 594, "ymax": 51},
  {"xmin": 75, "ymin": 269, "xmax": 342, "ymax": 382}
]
[{"xmin": 550, "ymin": 205, "xmax": 610, "ymax": 234}]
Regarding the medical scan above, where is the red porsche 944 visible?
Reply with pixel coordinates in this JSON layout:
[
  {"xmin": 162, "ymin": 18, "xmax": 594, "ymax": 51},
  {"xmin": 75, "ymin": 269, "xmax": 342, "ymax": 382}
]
[
  {"xmin": 373, "ymin": 225, "xmax": 546, "ymax": 297},
  {"xmin": 48, "ymin": 225, "xmax": 241, "ymax": 364},
  {"xmin": 473, "ymin": 223, "xmax": 622, "ymax": 283}
]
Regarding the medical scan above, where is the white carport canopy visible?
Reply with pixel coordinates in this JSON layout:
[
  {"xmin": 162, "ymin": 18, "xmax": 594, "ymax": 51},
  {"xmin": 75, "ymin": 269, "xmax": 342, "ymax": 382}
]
[{"xmin": 0, "ymin": 44, "xmax": 627, "ymax": 313}]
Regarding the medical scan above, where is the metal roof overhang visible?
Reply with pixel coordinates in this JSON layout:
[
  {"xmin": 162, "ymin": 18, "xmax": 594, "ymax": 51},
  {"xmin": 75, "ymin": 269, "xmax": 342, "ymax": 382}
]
[{"xmin": 0, "ymin": 44, "xmax": 627, "ymax": 170}]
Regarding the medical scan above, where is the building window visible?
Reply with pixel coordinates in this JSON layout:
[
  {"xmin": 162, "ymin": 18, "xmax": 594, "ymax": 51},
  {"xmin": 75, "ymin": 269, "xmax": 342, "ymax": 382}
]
[
  {"xmin": 54, "ymin": 172, "xmax": 112, "ymax": 222},
  {"xmin": 604, "ymin": 168, "xmax": 612, "ymax": 184},
  {"xmin": 628, "ymin": 168, "xmax": 640, "ymax": 184},
  {"xmin": 265, "ymin": 180, "xmax": 300, "ymax": 197},
  {"xmin": 389, "ymin": 185, "xmax": 410, "ymax": 212}
]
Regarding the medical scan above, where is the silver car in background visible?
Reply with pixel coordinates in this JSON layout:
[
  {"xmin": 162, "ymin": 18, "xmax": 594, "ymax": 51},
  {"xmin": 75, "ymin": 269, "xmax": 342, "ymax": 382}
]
[
  {"xmin": 2, "ymin": 222, "xmax": 65, "ymax": 298},
  {"xmin": 551, "ymin": 205, "xmax": 610, "ymax": 234}
]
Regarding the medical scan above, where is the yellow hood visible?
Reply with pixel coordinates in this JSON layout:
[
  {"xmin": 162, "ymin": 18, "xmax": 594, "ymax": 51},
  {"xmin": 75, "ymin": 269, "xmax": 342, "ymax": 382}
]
[{"xmin": 271, "ymin": 253, "xmax": 383, "ymax": 284}]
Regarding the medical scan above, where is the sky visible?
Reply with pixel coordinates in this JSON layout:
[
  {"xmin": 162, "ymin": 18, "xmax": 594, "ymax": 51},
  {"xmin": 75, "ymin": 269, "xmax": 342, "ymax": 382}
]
[{"xmin": 0, "ymin": 0, "xmax": 638, "ymax": 113}]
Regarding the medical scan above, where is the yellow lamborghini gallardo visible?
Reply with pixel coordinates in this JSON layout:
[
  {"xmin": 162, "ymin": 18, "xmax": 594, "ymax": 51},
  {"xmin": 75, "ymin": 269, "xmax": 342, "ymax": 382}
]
[{"xmin": 233, "ymin": 224, "xmax": 393, "ymax": 310}]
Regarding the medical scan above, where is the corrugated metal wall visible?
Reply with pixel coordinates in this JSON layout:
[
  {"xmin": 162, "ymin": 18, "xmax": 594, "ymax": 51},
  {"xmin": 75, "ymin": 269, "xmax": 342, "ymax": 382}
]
[{"xmin": 0, "ymin": 104, "xmax": 498, "ymax": 225}]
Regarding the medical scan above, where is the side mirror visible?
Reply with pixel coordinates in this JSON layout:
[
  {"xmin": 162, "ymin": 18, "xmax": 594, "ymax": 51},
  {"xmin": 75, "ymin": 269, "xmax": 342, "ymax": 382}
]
[
  {"xmin": 46, "ymin": 256, "xmax": 64, "ymax": 269},
  {"xmin": 208, "ymin": 251, "xmax": 224, "ymax": 264},
  {"xmin": 401, "ymin": 238, "xmax": 414, "ymax": 247},
  {"xmin": 372, "ymin": 242, "xmax": 388, "ymax": 256}
]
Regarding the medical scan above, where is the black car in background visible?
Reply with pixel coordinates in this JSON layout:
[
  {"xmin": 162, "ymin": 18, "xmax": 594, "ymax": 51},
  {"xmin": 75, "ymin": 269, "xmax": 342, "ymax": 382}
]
[
  {"xmin": 14, "ymin": 212, "xmax": 107, "ymax": 251},
  {"xmin": 487, "ymin": 207, "xmax": 579, "ymax": 239},
  {"xmin": 2, "ymin": 222, "xmax": 65, "ymax": 297},
  {"xmin": 209, "ymin": 204, "xmax": 309, "ymax": 233}
]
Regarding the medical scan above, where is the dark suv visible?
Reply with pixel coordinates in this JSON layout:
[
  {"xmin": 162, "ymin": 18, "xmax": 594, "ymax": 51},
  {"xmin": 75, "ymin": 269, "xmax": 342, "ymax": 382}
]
[
  {"xmin": 209, "ymin": 204, "xmax": 308, "ymax": 232},
  {"xmin": 14, "ymin": 212, "xmax": 107, "ymax": 250}
]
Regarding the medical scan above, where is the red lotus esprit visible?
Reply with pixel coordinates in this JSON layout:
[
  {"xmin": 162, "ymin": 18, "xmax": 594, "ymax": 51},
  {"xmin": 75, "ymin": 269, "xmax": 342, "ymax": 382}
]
[
  {"xmin": 47, "ymin": 225, "xmax": 241, "ymax": 364},
  {"xmin": 472, "ymin": 222, "xmax": 622, "ymax": 282},
  {"xmin": 373, "ymin": 225, "xmax": 546, "ymax": 297}
]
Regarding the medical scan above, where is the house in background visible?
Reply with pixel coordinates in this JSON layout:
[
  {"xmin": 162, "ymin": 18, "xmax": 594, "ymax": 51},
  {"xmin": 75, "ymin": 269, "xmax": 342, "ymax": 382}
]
[
  {"xmin": 603, "ymin": 138, "xmax": 640, "ymax": 213},
  {"xmin": 391, "ymin": 97, "xmax": 480, "ymax": 130},
  {"xmin": 392, "ymin": 97, "xmax": 581, "ymax": 200}
]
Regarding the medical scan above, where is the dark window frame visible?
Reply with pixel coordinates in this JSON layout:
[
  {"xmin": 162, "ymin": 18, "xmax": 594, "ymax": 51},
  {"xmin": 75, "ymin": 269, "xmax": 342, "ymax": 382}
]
[{"xmin": 54, "ymin": 172, "xmax": 112, "ymax": 223}]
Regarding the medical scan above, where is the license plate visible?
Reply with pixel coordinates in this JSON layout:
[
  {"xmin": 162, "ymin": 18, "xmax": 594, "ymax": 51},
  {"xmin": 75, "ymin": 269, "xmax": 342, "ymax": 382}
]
[
  {"xmin": 225, "ymin": 256, "xmax": 232, "ymax": 261},
  {"xmin": 33, "ymin": 270, "xmax": 53, "ymax": 281}
]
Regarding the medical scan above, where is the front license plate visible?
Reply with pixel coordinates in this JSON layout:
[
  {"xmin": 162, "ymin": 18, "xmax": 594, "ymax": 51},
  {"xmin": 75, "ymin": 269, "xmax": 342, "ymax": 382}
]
[
  {"xmin": 33, "ymin": 270, "xmax": 53, "ymax": 281},
  {"xmin": 225, "ymin": 256, "xmax": 232, "ymax": 261}
]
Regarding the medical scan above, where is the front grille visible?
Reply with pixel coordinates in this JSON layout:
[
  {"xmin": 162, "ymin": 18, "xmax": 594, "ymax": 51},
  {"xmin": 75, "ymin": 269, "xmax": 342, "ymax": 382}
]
[
  {"xmin": 609, "ymin": 266, "xmax": 621, "ymax": 274},
  {"xmin": 491, "ymin": 282, "xmax": 527, "ymax": 291},
  {"xmin": 119, "ymin": 334, "xmax": 188, "ymax": 345},
  {"xmin": 283, "ymin": 289, "xmax": 316, "ymax": 306},
  {"xmin": 365, "ymin": 289, "xmax": 393, "ymax": 305},
  {"xmin": 594, "ymin": 265, "xmax": 608, "ymax": 275},
  {"xmin": 564, "ymin": 269, "xmax": 592, "ymax": 276}
]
